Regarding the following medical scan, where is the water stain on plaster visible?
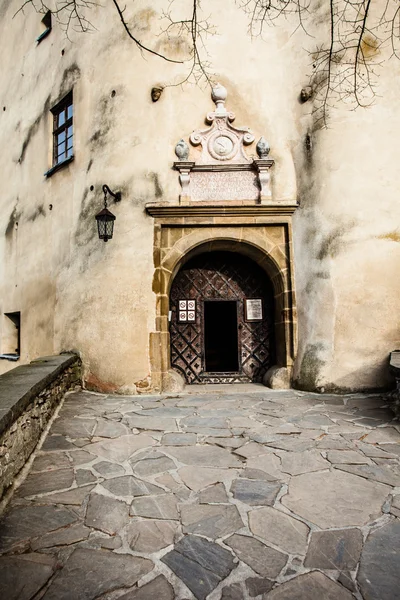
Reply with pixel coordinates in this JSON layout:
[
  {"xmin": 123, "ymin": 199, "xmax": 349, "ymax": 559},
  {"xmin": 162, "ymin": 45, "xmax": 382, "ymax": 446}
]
[
  {"xmin": 377, "ymin": 231, "xmax": 400, "ymax": 242},
  {"xmin": 149, "ymin": 171, "xmax": 163, "ymax": 199},
  {"xmin": 294, "ymin": 342, "xmax": 327, "ymax": 391},
  {"xmin": 26, "ymin": 204, "xmax": 46, "ymax": 222},
  {"xmin": 18, "ymin": 95, "xmax": 50, "ymax": 164},
  {"xmin": 58, "ymin": 63, "xmax": 81, "ymax": 101},
  {"xmin": 361, "ymin": 34, "xmax": 380, "ymax": 60},
  {"xmin": 132, "ymin": 8, "xmax": 157, "ymax": 33},
  {"xmin": 89, "ymin": 94, "xmax": 115, "ymax": 150},
  {"xmin": 316, "ymin": 222, "xmax": 355, "ymax": 260},
  {"xmin": 5, "ymin": 206, "xmax": 20, "ymax": 238}
]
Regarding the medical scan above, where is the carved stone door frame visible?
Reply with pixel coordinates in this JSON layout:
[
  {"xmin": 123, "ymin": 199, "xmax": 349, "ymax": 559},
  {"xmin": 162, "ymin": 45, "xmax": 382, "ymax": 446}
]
[{"xmin": 146, "ymin": 204, "xmax": 297, "ymax": 393}]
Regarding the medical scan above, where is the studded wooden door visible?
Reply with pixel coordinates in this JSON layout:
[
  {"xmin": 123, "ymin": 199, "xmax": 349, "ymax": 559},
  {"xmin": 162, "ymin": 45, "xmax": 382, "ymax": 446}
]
[{"xmin": 170, "ymin": 251, "xmax": 275, "ymax": 384}]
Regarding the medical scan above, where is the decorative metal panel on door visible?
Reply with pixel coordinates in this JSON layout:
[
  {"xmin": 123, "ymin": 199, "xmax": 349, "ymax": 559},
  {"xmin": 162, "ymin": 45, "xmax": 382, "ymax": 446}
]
[{"xmin": 170, "ymin": 251, "xmax": 275, "ymax": 384}]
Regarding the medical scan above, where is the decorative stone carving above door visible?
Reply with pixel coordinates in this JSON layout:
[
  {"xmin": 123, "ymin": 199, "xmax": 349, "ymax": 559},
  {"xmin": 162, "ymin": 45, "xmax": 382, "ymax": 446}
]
[{"xmin": 174, "ymin": 84, "xmax": 275, "ymax": 204}]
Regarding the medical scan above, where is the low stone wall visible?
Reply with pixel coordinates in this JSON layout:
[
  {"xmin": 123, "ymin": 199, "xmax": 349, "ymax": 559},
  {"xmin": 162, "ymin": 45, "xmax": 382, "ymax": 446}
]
[{"xmin": 0, "ymin": 354, "xmax": 81, "ymax": 500}]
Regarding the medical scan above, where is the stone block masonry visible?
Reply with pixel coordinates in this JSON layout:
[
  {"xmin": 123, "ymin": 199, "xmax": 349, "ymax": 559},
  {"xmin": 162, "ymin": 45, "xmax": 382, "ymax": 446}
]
[{"xmin": 0, "ymin": 354, "xmax": 81, "ymax": 500}]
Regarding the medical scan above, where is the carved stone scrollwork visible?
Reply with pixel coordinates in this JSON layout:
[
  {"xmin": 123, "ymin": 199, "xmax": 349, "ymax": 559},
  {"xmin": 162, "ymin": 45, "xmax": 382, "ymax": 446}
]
[{"xmin": 174, "ymin": 84, "xmax": 274, "ymax": 203}]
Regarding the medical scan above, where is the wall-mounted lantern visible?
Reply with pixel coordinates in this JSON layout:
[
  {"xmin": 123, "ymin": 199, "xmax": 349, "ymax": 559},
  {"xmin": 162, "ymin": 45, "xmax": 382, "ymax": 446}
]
[{"xmin": 95, "ymin": 185, "xmax": 121, "ymax": 242}]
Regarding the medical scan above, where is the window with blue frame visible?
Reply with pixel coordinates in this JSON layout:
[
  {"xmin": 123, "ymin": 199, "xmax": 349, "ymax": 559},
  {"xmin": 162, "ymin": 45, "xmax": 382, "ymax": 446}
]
[{"xmin": 51, "ymin": 92, "xmax": 73, "ymax": 166}]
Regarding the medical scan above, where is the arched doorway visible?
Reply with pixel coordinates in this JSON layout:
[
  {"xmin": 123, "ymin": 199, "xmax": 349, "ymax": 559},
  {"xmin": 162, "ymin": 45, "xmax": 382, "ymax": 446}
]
[{"xmin": 169, "ymin": 251, "xmax": 275, "ymax": 384}]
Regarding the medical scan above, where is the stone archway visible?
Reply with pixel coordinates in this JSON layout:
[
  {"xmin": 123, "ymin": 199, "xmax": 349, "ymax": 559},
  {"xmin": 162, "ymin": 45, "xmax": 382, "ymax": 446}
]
[
  {"xmin": 148, "ymin": 222, "xmax": 297, "ymax": 393},
  {"xmin": 169, "ymin": 250, "xmax": 275, "ymax": 384}
]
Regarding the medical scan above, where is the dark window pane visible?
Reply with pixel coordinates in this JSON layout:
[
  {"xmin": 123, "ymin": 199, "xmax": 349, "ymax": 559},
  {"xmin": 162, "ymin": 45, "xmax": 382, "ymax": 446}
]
[{"xmin": 67, "ymin": 104, "xmax": 73, "ymax": 119}]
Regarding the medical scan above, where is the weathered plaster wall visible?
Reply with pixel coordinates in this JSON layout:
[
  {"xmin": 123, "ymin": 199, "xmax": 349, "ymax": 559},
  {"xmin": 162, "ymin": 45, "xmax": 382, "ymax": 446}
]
[{"xmin": 0, "ymin": 0, "xmax": 399, "ymax": 391}]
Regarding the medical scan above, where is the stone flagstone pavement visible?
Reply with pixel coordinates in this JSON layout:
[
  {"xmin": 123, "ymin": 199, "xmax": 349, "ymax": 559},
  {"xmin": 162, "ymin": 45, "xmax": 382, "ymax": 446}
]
[{"xmin": 0, "ymin": 386, "xmax": 399, "ymax": 599}]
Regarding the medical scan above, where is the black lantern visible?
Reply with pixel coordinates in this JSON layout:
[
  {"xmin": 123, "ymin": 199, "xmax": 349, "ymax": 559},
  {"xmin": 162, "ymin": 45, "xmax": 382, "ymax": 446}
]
[{"xmin": 95, "ymin": 185, "xmax": 121, "ymax": 242}]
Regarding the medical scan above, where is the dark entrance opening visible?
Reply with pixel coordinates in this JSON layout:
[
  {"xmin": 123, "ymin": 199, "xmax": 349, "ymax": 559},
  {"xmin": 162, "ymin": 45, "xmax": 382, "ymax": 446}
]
[{"xmin": 204, "ymin": 301, "xmax": 239, "ymax": 372}]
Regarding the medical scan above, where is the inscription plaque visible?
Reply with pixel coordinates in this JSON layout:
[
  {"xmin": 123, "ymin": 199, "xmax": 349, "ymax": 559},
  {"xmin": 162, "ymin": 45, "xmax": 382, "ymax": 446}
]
[{"xmin": 245, "ymin": 298, "xmax": 263, "ymax": 322}]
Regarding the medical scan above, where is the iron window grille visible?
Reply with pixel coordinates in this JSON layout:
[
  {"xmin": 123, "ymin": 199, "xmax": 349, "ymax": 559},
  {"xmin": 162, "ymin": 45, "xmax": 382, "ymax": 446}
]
[{"xmin": 51, "ymin": 92, "xmax": 73, "ymax": 167}]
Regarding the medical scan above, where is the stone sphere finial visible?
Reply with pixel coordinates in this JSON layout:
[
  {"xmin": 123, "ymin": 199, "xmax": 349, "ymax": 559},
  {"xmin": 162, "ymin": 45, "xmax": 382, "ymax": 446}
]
[
  {"xmin": 175, "ymin": 139, "xmax": 189, "ymax": 161},
  {"xmin": 211, "ymin": 83, "xmax": 228, "ymax": 114},
  {"xmin": 256, "ymin": 136, "xmax": 270, "ymax": 159}
]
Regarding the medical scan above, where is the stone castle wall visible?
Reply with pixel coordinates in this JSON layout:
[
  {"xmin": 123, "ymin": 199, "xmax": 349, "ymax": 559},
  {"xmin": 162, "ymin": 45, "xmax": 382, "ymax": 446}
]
[{"xmin": 0, "ymin": 0, "xmax": 399, "ymax": 392}]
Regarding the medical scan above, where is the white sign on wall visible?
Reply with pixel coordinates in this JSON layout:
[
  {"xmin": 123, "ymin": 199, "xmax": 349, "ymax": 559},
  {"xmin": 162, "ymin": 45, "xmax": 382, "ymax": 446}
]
[{"xmin": 245, "ymin": 298, "xmax": 263, "ymax": 322}]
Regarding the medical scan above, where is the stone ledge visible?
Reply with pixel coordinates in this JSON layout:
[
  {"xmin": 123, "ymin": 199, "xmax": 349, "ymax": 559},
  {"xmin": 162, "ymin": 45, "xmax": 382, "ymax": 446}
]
[{"xmin": 0, "ymin": 354, "xmax": 79, "ymax": 438}]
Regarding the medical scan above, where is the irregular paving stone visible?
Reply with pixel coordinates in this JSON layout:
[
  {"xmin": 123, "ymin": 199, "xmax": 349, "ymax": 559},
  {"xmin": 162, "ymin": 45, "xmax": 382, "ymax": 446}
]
[
  {"xmin": 41, "ymin": 548, "xmax": 153, "ymax": 600},
  {"xmin": 161, "ymin": 534, "xmax": 235, "ymax": 600},
  {"xmin": 93, "ymin": 419, "xmax": 129, "ymax": 438},
  {"xmin": 239, "ymin": 468, "xmax": 276, "ymax": 481},
  {"xmin": 184, "ymin": 428, "xmax": 232, "ymax": 437},
  {"xmin": 327, "ymin": 449, "xmax": 371, "ymax": 464},
  {"xmin": 264, "ymin": 571, "xmax": 354, "ymax": 599},
  {"xmin": 358, "ymin": 520, "xmax": 400, "ymax": 600},
  {"xmin": 17, "ymin": 468, "xmax": 75, "ymax": 497},
  {"xmin": 380, "ymin": 443, "xmax": 400, "ymax": 456},
  {"xmin": 155, "ymin": 473, "xmax": 191, "ymax": 499},
  {"xmin": 206, "ymin": 437, "xmax": 246, "ymax": 449},
  {"xmin": 101, "ymin": 475, "xmax": 165, "ymax": 497},
  {"xmin": 69, "ymin": 450, "xmax": 95, "ymax": 466},
  {"xmin": 199, "ymin": 482, "xmax": 228, "ymax": 503},
  {"xmin": 390, "ymin": 494, "xmax": 400, "ymax": 517},
  {"xmin": 282, "ymin": 470, "xmax": 390, "ymax": 528},
  {"xmin": 130, "ymin": 494, "xmax": 179, "ymax": 520},
  {"xmin": 31, "ymin": 452, "xmax": 71, "ymax": 472},
  {"xmin": 304, "ymin": 528, "xmax": 363, "ymax": 569},
  {"xmin": 162, "ymin": 432, "xmax": 197, "ymax": 445},
  {"xmin": 249, "ymin": 507, "xmax": 309, "ymax": 555},
  {"xmin": 225, "ymin": 534, "xmax": 287, "ymax": 577},
  {"xmin": 233, "ymin": 442, "xmax": 272, "ymax": 458},
  {"xmin": 338, "ymin": 571, "xmax": 357, "ymax": 593},
  {"xmin": 220, "ymin": 583, "xmax": 243, "ymax": 600},
  {"xmin": 89, "ymin": 534, "xmax": 122, "ymax": 549},
  {"xmin": 164, "ymin": 446, "xmax": 242, "ymax": 467},
  {"xmin": 178, "ymin": 467, "xmax": 232, "ymax": 491},
  {"xmin": 264, "ymin": 438, "xmax": 315, "ymax": 452},
  {"xmin": 85, "ymin": 494, "xmax": 129, "ymax": 534},
  {"xmin": 130, "ymin": 455, "xmax": 177, "ymax": 476},
  {"xmin": 182, "ymin": 416, "xmax": 228, "ymax": 429},
  {"xmin": 124, "ymin": 416, "xmax": 179, "ymax": 431},
  {"xmin": 288, "ymin": 414, "xmax": 335, "ymax": 428},
  {"xmin": 126, "ymin": 519, "xmax": 179, "ymax": 552},
  {"xmin": 75, "ymin": 469, "xmax": 98, "ymax": 485},
  {"xmin": 355, "ymin": 441, "xmax": 399, "ymax": 459},
  {"xmin": 181, "ymin": 503, "xmax": 243, "ymax": 538},
  {"xmin": 246, "ymin": 454, "xmax": 288, "ymax": 481},
  {"xmin": 0, "ymin": 553, "xmax": 56, "ymax": 600},
  {"xmin": 118, "ymin": 575, "xmax": 174, "ymax": 600},
  {"xmin": 231, "ymin": 479, "xmax": 281, "ymax": 505},
  {"xmin": 0, "ymin": 505, "xmax": 77, "ymax": 552},
  {"xmin": 335, "ymin": 463, "xmax": 400, "ymax": 487},
  {"xmin": 52, "ymin": 418, "xmax": 96, "ymax": 438},
  {"xmin": 363, "ymin": 428, "xmax": 400, "ymax": 444},
  {"xmin": 246, "ymin": 577, "xmax": 273, "ymax": 597},
  {"xmin": 92, "ymin": 460, "xmax": 126, "ymax": 477},
  {"xmin": 84, "ymin": 434, "xmax": 156, "ymax": 462},
  {"xmin": 31, "ymin": 523, "xmax": 91, "ymax": 550},
  {"xmin": 129, "ymin": 407, "xmax": 193, "ymax": 418},
  {"xmin": 316, "ymin": 436, "xmax": 353, "ymax": 450},
  {"xmin": 280, "ymin": 449, "xmax": 330, "ymax": 475},
  {"xmin": 38, "ymin": 484, "xmax": 96, "ymax": 505}
]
